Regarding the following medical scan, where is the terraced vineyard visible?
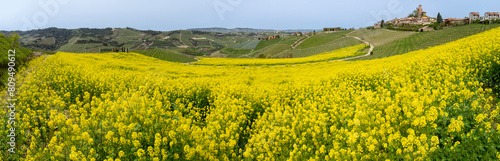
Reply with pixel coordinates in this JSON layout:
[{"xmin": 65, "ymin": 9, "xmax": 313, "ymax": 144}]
[
  {"xmin": 349, "ymin": 28, "xmax": 416, "ymax": 47},
  {"xmin": 295, "ymin": 31, "xmax": 351, "ymax": 49},
  {"xmin": 224, "ymin": 31, "xmax": 363, "ymax": 58},
  {"xmin": 222, "ymin": 36, "xmax": 303, "ymax": 58},
  {"xmin": 196, "ymin": 44, "xmax": 367, "ymax": 66},
  {"xmin": 277, "ymin": 37, "xmax": 362, "ymax": 58},
  {"xmin": 355, "ymin": 24, "xmax": 500, "ymax": 60},
  {"xmin": 133, "ymin": 48, "xmax": 196, "ymax": 63},
  {"xmin": 231, "ymin": 40, "xmax": 260, "ymax": 49},
  {"xmin": 180, "ymin": 30, "xmax": 195, "ymax": 47}
]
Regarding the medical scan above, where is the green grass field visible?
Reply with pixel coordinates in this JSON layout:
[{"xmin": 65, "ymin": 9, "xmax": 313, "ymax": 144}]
[
  {"xmin": 253, "ymin": 38, "xmax": 282, "ymax": 50},
  {"xmin": 349, "ymin": 28, "xmax": 416, "ymax": 46},
  {"xmin": 57, "ymin": 43, "xmax": 101, "ymax": 53},
  {"xmin": 277, "ymin": 37, "xmax": 363, "ymax": 58},
  {"xmin": 180, "ymin": 30, "xmax": 195, "ymax": 47},
  {"xmin": 295, "ymin": 31, "xmax": 351, "ymax": 49},
  {"xmin": 196, "ymin": 40, "xmax": 212, "ymax": 47},
  {"xmin": 113, "ymin": 28, "xmax": 145, "ymax": 44},
  {"xmin": 220, "ymin": 48, "xmax": 253, "ymax": 58},
  {"xmin": 133, "ymin": 48, "xmax": 197, "ymax": 63},
  {"xmin": 231, "ymin": 40, "xmax": 260, "ymax": 49},
  {"xmin": 241, "ymin": 36, "xmax": 303, "ymax": 58},
  {"xmin": 354, "ymin": 24, "xmax": 500, "ymax": 60},
  {"xmin": 39, "ymin": 37, "xmax": 56, "ymax": 45},
  {"xmin": 225, "ymin": 33, "xmax": 363, "ymax": 58},
  {"xmin": 151, "ymin": 40, "xmax": 177, "ymax": 48},
  {"xmin": 258, "ymin": 44, "xmax": 291, "ymax": 58},
  {"xmin": 56, "ymin": 28, "xmax": 147, "ymax": 53},
  {"xmin": 57, "ymin": 36, "xmax": 80, "ymax": 52}
]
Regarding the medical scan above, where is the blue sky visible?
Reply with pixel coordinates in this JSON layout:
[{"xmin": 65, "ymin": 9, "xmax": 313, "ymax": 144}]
[{"xmin": 1, "ymin": 0, "xmax": 499, "ymax": 31}]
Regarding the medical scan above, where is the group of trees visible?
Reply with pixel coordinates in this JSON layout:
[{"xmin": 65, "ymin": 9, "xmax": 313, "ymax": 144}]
[
  {"xmin": 19, "ymin": 28, "xmax": 75, "ymax": 51},
  {"xmin": 471, "ymin": 19, "xmax": 500, "ymax": 24},
  {"xmin": 75, "ymin": 39, "xmax": 102, "ymax": 44},
  {"xmin": 111, "ymin": 47, "xmax": 129, "ymax": 52},
  {"xmin": 432, "ymin": 13, "xmax": 446, "ymax": 30},
  {"xmin": 77, "ymin": 28, "xmax": 113, "ymax": 38},
  {"xmin": 408, "ymin": 9, "xmax": 419, "ymax": 17}
]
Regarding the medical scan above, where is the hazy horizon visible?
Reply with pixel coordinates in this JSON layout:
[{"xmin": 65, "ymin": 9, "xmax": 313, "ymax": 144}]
[{"xmin": 1, "ymin": 0, "xmax": 500, "ymax": 31}]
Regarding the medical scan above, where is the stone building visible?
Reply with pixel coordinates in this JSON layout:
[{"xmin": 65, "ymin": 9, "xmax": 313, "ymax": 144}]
[
  {"xmin": 484, "ymin": 12, "xmax": 500, "ymax": 20},
  {"xmin": 417, "ymin": 5, "xmax": 427, "ymax": 18},
  {"xmin": 444, "ymin": 18, "xmax": 469, "ymax": 25},
  {"xmin": 469, "ymin": 12, "xmax": 480, "ymax": 22}
]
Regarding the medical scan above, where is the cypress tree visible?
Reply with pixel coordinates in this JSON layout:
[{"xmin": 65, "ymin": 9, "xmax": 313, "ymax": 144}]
[{"xmin": 437, "ymin": 13, "xmax": 443, "ymax": 23}]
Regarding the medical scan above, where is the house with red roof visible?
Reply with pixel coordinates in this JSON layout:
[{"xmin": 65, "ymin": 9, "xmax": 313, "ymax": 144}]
[{"xmin": 485, "ymin": 12, "xmax": 500, "ymax": 20}]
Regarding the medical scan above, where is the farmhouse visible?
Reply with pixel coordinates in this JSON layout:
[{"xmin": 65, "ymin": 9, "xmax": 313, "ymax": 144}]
[
  {"xmin": 445, "ymin": 18, "xmax": 469, "ymax": 25},
  {"xmin": 469, "ymin": 12, "xmax": 480, "ymax": 22},
  {"xmin": 469, "ymin": 12, "xmax": 499, "ymax": 23},
  {"xmin": 258, "ymin": 35, "xmax": 280, "ymax": 41},
  {"xmin": 485, "ymin": 12, "xmax": 500, "ymax": 20}
]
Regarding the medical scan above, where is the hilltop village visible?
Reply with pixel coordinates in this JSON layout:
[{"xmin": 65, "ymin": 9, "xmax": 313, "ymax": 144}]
[{"xmin": 373, "ymin": 5, "xmax": 499, "ymax": 30}]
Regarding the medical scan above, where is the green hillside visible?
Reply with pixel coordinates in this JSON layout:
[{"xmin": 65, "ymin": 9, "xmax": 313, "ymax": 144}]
[
  {"xmin": 278, "ymin": 37, "xmax": 362, "ymax": 58},
  {"xmin": 180, "ymin": 30, "xmax": 195, "ymax": 47},
  {"xmin": 16, "ymin": 28, "xmax": 260, "ymax": 56},
  {"xmin": 132, "ymin": 48, "xmax": 197, "ymax": 63},
  {"xmin": 253, "ymin": 38, "xmax": 285, "ymax": 51},
  {"xmin": 220, "ymin": 35, "xmax": 303, "ymax": 58},
  {"xmin": 354, "ymin": 24, "xmax": 500, "ymax": 60},
  {"xmin": 295, "ymin": 31, "xmax": 351, "ymax": 49},
  {"xmin": 17, "ymin": 25, "xmax": 499, "ymax": 61},
  {"xmin": 231, "ymin": 40, "xmax": 260, "ymax": 49},
  {"xmin": 222, "ymin": 31, "xmax": 365, "ymax": 58},
  {"xmin": 0, "ymin": 33, "xmax": 32, "ymax": 66},
  {"xmin": 0, "ymin": 32, "xmax": 34, "ymax": 86},
  {"xmin": 349, "ymin": 28, "xmax": 416, "ymax": 46}
]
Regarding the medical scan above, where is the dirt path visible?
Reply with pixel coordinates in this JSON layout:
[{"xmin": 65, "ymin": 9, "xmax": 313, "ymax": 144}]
[
  {"xmin": 179, "ymin": 32, "xmax": 186, "ymax": 46},
  {"xmin": 331, "ymin": 34, "xmax": 373, "ymax": 61},
  {"xmin": 291, "ymin": 36, "xmax": 309, "ymax": 49}
]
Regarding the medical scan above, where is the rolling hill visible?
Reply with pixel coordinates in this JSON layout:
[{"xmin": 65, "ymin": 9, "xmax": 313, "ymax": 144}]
[
  {"xmin": 12, "ymin": 27, "xmax": 290, "ymax": 58},
  {"xmin": 133, "ymin": 48, "xmax": 197, "ymax": 63},
  {"xmin": 353, "ymin": 24, "xmax": 500, "ymax": 60},
  {"xmin": 11, "ymin": 24, "xmax": 500, "ymax": 63},
  {"xmin": 187, "ymin": 27, "xmax": 317, "ymax": 33}
]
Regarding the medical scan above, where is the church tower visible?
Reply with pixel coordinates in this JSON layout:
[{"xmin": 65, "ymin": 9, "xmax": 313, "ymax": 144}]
[{"xmin": 417, "ymin": 5, "xmax": 423, "ymax": 18}]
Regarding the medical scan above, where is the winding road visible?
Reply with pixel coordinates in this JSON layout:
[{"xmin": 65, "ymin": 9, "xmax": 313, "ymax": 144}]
[{"xmin": 331, "ymin": 33, "xmax": 374, "ymax": 61}]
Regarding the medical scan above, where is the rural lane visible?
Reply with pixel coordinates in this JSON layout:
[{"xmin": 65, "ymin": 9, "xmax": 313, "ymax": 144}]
[{"xmin": 331, "ymin": 34, "xmax": 374, "ymax": 61}]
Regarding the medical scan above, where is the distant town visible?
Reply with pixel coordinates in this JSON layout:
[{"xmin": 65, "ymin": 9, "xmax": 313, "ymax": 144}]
[
  {"xmin": 372, "ymin": 5, "xmax": 499, "ymax": 31},
  {"xmin": 317, "ymin": 5, "xmax": 500, "ymax": 37}
]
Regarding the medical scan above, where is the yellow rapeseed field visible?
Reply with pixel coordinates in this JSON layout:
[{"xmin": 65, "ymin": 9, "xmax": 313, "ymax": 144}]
[
  {"xmin": 194, "ymin": 44, "xmax": 368, "ymax": 66},
  {"xmin": 1, "ymin": 27, "xmax": 500, "ymax": 160}
]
